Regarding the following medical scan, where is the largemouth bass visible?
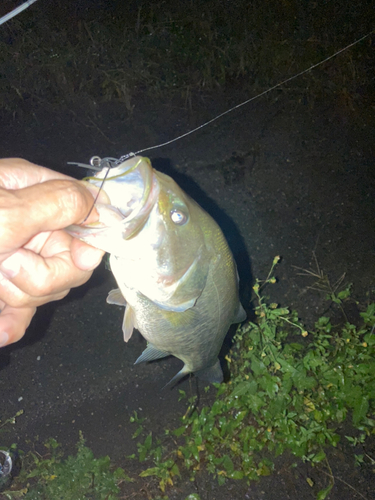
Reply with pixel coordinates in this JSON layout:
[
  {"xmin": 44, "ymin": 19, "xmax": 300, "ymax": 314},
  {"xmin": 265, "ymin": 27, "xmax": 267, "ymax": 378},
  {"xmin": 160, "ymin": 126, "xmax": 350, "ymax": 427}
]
[{"xmin": 67, "ymin": 156, "xmax": 246, "ymax": 386}]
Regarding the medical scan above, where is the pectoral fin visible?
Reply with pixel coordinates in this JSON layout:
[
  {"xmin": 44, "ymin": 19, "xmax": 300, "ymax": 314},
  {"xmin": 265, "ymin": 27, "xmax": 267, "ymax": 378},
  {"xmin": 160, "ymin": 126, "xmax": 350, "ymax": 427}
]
[
  {"xmin": 134, "ymin": 344, "xmax": 170, "ymax": 364},
  {"xmin": 122, "ymin": 305, "xmax": 136, "ymax": 342},
  {"xmin": 106, "ymin": 288, "xmax": 135, "ymax": 342},
  {"xmin": 107, "ymin": 288, "xmax": 127, "ymax": 307}
]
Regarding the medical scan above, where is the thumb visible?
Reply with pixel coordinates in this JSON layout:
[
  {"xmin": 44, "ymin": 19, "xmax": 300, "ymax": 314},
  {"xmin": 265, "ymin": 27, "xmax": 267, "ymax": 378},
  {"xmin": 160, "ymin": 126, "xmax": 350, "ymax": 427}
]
[{"xmin": 71, "ymin": 239, "xmax": 105, "ymax": 271}]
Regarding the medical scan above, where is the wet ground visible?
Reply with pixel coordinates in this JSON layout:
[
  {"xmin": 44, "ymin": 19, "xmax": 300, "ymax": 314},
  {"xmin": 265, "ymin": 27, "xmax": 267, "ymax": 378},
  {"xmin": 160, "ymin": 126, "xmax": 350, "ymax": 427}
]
[{"xmin": 0, "ymin": 83, "xmax": 374, "ymax": 499}]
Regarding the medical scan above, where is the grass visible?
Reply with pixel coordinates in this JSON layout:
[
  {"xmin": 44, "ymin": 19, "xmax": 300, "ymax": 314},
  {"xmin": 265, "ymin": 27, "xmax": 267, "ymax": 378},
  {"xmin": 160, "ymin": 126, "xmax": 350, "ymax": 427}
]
[
  {"xmin": 0, "ymin": 0, "xmax": 373, "ymax": 116},
  {"xmin": 2, "ymin": 258, "xmax": 373, "ymax": 500}
]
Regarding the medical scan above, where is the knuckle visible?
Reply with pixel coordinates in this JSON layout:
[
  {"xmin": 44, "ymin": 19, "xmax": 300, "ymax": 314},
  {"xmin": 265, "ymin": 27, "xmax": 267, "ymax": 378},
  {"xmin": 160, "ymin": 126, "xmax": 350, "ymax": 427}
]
[
  {"xmin": 56, "ymin": 181, "xmax": 88, "ymax": 214},
  {"xmin": 32, "ymin": 279, "xmax": 53, "ymax": 297},
  {"xmin": 6, "ymin": 294, "xmax": 29, "ymax": 308}
]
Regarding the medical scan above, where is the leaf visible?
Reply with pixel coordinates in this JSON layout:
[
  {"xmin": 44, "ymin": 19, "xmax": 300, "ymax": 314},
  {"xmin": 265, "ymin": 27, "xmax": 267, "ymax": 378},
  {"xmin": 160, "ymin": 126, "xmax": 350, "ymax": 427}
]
[
  {"xmin": 256, "ymin": 463, "xmax": 271, "ymax": 476},
  {"xmin": 229, "ymin": 470, "xmax": 244, "ymax": 480},
  {"xmin": 221, "ymin": 455, "xmax": 234, "ymax": 474},
  {"xmin": 337, "ymin": 287, "xmax": 351, "ymax": 300},
  {"xmin": 317, "ymin": 484, "xmax": 333, "ymax": 500},
  {"xmin": 231, "ymin": 380, "xmax": 257, "ymax": 398},
  {"xmin": 217, "ymin": 474, "xmax": 226, "ymax": 486},
  {"xmin": 189, "ymin": 445, "xmax": 200, "ymax": 462},
  {"xmin": 364, "ymin": 332, "xmax": 375, "ymax": 345},
  {"xmin": 132, "ymin": 425, "xmax": 143, "ymax": 439},
  {"xmin": 289, "ymin": 343, "xmax": 304, "ymax": 351},
  {"xmin": 352, "ymin": 397, "xmax": 369, "ymax": 426},
  {"xmin": 174, "ymin": 426, "xmax": 187, "ymax": 437},
  {"xmin": 312, "ymin": 450, "xmax": 326, "ymax": 463},
  {"xmin": 139, "ymin": 467, "xmax": 160, "ymax": 477},
  {"xmin": 279, "ymin": 359, "xmax": 297, "ymax": 374},
  {"xmin": 263, "ymin": 377, "xmax": 279, "ymax": 397},
  {"xmin": 171, "ymin": 463, "xmax": 180, "ymax": 477},
  {"xmin": 251, "ymin": 357, "xmax": 267, "ymax": 376},
  {"xmin": 269, "ymin": 307, "xmax": 289, "ymax": 317},
  {"xmin": 294, "ymin": 372, "xmax": 316, "ymax": 391},
  {"xmin": 144, "ymin": 433, "xmax": 152, "ymax": 450}
]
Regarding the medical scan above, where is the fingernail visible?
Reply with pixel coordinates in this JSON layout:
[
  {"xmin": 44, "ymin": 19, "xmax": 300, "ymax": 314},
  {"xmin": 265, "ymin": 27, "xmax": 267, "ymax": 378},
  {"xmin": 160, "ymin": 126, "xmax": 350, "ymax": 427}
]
[
  {"xmin": 0, "ymin": 254, "xmax": 21, "ymax": 279},
  {"xmin": 0, "ymin": 331, "xmax": 9, "ymax": 347}
]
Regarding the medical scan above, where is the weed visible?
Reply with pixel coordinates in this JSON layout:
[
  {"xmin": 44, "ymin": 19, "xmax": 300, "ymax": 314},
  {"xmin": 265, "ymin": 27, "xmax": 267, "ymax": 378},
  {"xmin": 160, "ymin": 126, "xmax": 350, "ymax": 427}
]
[
  {"xmin": 130, "ymin": 257, "xmax": 374, "ymax": 498},
  {"xmin": 2, "ymin": 432, "xmax": 132, "ymax": 500},
  {"xmin": 0, "ymin": 2, "xmax": 373, "ymax": 114}
]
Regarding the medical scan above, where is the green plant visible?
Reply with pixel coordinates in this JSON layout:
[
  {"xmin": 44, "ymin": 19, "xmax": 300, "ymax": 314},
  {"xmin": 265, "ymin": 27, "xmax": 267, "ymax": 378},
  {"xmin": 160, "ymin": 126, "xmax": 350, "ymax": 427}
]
[
  {"xmin": 131, "ymin": 257, "xmax": 375, "ymax": 498},
  {"xmin": 0, "ymin": 411, "xmax": 24, "ymax": 437},
  {"xmin": 3, "ymin": 432, "xmax": 132, "ymax": 500}
]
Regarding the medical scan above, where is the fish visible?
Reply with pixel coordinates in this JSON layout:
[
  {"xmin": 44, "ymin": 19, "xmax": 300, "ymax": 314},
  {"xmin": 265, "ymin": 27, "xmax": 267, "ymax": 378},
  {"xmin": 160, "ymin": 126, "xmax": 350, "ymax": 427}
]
[{"xmin": 67, "ymin": 156, "xmax": 246, "ymax": 386}]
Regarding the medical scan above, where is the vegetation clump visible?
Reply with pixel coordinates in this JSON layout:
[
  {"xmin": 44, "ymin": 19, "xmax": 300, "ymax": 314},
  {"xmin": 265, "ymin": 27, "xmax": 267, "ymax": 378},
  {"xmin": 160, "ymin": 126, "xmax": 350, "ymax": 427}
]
[
  {"xmin": 0, "ymin": 432, "xmax": 131, "ymax": 500},
  {"xmin": 132, "ymin": 257, "xmax": 375, "ymax": 498}
]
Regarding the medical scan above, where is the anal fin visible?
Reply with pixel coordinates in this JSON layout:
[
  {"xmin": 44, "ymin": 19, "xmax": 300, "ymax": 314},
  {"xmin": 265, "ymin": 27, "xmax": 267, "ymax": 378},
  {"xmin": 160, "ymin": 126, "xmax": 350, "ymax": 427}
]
[
  {"xmin": 162, "ymin": 365, "xmax": 191, "ymax": 389},
  {"xmin": 134, "ymin": 344, "xmax": 170, "ymax": 364}
]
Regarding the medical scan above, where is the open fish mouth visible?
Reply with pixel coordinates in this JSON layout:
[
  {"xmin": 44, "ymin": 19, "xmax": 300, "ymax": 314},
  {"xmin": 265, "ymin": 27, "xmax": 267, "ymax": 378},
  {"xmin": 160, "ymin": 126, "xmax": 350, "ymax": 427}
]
[{"xmin": 66, "ymin": 156, "xmax": 160, "ymax": 253}]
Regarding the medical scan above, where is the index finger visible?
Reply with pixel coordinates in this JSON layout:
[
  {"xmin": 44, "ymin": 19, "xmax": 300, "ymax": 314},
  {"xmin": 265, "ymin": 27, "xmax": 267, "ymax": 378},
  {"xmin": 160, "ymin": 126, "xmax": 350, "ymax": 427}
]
[
  {"xmin": 0, "ymin": 180, "xmax": 100, "ymax": 254},
  {"xmin": 0, "ymin": 158, "xmax": 74, "ymax": 189}
]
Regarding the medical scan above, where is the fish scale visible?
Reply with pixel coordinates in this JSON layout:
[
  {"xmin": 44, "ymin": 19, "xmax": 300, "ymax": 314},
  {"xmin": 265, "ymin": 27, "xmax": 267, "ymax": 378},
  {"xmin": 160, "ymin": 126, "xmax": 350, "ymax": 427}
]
[{"xmin": 67, "ymin": 156, "xmax": 246, "ymax": 387}]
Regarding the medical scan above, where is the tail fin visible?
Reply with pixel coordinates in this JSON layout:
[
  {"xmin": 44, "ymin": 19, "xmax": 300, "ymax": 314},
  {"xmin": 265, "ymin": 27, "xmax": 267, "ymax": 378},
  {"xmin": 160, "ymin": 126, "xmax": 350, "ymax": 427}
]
[
  {"xmin": 162, "ymin": 365, "xmax": 191, "ymax": 389},
  {"xmin": 194, "ymin": 359, "xmax": 223, "ymax": 383},
  {"xmin": 163, "ymin": 359, "xmax": 224, "ymax": 389}
]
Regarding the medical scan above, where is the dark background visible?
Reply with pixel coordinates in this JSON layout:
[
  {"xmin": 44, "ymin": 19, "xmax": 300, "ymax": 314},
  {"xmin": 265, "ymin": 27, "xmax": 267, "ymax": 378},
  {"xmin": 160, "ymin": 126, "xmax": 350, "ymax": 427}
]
[{"xmin": 0, "ymin": 1, "xmax": 374, "ymax": 498}]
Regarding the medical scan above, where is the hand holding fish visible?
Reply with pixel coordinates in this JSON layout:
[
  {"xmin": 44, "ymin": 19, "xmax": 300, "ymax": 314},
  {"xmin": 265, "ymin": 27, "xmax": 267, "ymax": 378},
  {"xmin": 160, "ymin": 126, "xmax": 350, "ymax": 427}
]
[{"xmin": 0, "ymin": 158, "xmax": 105, "ymax": 348}]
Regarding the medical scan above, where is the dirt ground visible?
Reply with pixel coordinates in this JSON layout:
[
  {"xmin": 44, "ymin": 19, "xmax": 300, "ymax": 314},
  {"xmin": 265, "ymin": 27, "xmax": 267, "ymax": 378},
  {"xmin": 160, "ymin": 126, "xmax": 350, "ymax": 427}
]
[{"xmin": 0, "ymin": 76, "xmax": 374, "ymax": 500}]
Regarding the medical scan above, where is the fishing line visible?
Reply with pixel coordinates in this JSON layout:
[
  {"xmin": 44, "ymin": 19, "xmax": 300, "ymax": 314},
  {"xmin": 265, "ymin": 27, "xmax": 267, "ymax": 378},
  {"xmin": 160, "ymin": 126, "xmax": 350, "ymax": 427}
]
[
  {"xmin": 134, "ymin": 30, "xmax": 374, "ymax": 156},
  {"xmin": 82, "ymin": 158, "xmax": 111, "ymax": 223},
  {"xmin": 69, "ymin": 30, "xmax": 373, "ymax": 221},
  {"xmin": 79, "ymin": 156, "xmax": 143, "ymax": 222}
]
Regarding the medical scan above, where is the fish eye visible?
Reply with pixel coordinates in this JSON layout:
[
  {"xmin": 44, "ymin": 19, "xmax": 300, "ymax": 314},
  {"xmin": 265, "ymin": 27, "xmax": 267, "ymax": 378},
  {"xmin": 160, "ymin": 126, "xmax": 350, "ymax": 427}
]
[{"xmin": 170, "ymin": 209, "xmax": 188, "ymax": 225}]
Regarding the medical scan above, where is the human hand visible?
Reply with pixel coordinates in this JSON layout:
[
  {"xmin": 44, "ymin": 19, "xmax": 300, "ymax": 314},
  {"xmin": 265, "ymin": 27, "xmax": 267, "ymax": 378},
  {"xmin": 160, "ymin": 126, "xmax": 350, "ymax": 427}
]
[{"xmin": 0, "ymin": 158, "xmax": 105, "ymax": 347}]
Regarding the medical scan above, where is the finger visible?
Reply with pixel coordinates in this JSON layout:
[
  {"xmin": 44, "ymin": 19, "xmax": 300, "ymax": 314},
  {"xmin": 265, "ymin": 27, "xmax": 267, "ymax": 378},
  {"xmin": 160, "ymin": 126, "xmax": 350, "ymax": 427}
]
[
  {"xmin": 0, "ymin": 158, "xmax": 73, "ymax": 189},
  {"xmin": 0, "ymin": 270, "xmax": 71, "ymax": 308},
  {"xmin": 0, "ymin": 179, "xmax": 100, "ymax": 253},
  {"xmin": 0, "ymin": 303, "xmax": 36, "ymax": 347},
  {"xmin": 0, "ymin": 248, "xmax": 93, "ymax": 300},
  {"xmin": 70, "ymin": 238, "xmax": 105, "ymax": 271}
]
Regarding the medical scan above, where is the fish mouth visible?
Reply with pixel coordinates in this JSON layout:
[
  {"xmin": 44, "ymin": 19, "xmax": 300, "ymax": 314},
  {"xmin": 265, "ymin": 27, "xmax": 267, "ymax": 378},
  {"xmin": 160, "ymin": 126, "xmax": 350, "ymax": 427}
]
[{"xmin": 66, "ymin": 156, "xmax": 160, "ymax": 250}]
